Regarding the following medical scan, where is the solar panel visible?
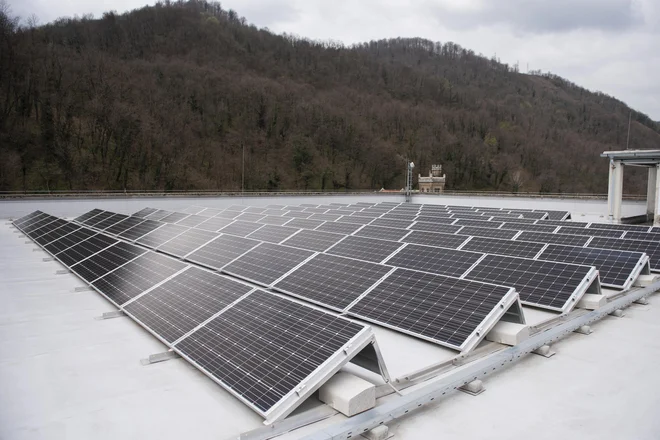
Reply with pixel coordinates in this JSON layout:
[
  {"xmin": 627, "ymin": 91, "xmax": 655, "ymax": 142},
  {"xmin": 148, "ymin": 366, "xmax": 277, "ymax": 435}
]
[
  {"xmin": 173, "ymin": 290, "xmax": 367, "ymax": 417},
  {"xmin": 326, "ymin": 235, "xmax": 403, "ymax": 263},
  {"xmin": 199, "ymin": 208, "xmax": 225, "ymax": 217},
  {"xmin": 243, "ymin": 206, "xmax": 268, "ymax": 214},
  {"xmin": 282, "ymin": 211, "xmax": 312, "ymax": 219},
  {"xmin": 246, "ymin": 225, "xmax": 300, "ymax": 244},
  {"xmin": 235, "ymin": 212, "xmax": 266, "ymax": 223},
  {"xmin": 282, "ymin": 218, "xmax": 325, "ymax": 230},
  {"xmin": 181, "ymin": 206, "xmax": 206, "ymax": 215},
  {"xmin": 623, "ymin": 231, "xmax": 660, "ymax": 242},
  {"xmin": 588, "ymin": 222, "xmax": 650, "ymax": 232},
  {"xmin": 379, "ymin": 214, "xmax": 418, "ymax": 221},
  {"xmin": 336, "ymin": 216, "xmax": 373, "ymax": 225},
  {"xmin": 159, "ymin": 212, "xmax": 190, "ymax": 224},
  {"xmin": 57, "ymin": 234, "xmax": 118, "ymax": 266},
  {"xmin": 84, "ymin": 211, "xmax": 116, "ymax": 227},
  {"xmin": 45, "ymin": 227, "xmax": 97, "ymax": 254},
  {"xmin": 256, "ymin": 216, "xmax": 291, "ymax": 226},
  {"xmin": 186, "ymin": 235, "xmax": 260, "ymax": 270},
  {"xmin": 284, "ymin": 205, "xmax": 307, "ymax": 211},
  {"xmin": 176, "ymin": 215, "xmax": 209, "ymax": 228},
  {"xmin": 315, "ymin": 222, "xmax": 363, "ymax": 235},
  {"xmin": 456, "ymin": 226, "xmax": 519, "ymax": 240},
  {"xmin": 22, "ymin": 215, "xmax": 58, "ymax": 234},
  {"xmin": 542, "ymin": 210, "xmax": 571, "ymax": 220},
  {"xmin": 556, "ymin": 226, "xmax": 623, "ymax": 238},
  {"xmin": 515, "ymin": 231, "xmax": 592, "ymax": 246},
  {"xmin": 500, "ymin": 222, "xmax": 557, "ymax": 233},
  {"xmin": 450, "ymin": 213, "xmax": 489, "ymax": 221},
  {"xmin": 309, "ymin": 214, "xmax": 343, "ymax": 222},
  {"xmin": 219, "ymin": 221, "xmax": 264, "ymax": 237},
  {"xmin": 145, "ymin": 210, "xmax": 173, "ymax": 221},
  {"xmin": 303, "ymin": 207, "xmax": 329, "ymax": 214},
  {"xmin": 106, "ymin": 216, "xmax": 145, "ymax": 235},
  {"xmin": 28, "ymin": 218, "xmax": 68, "ymax": 238},
  {"xmin": 73, "ymin": 209, "xmax": 104, "ymax": 223},
  {"xmin": 157, "ymin": 229, "xmax": 219, "ymax": 258},
  {"xmin": 537, "ymin": 244, "xmax": 646, "ymax": 288},
  {"xmin": 124, "ymin": 267, "xmax": 254, "ymax": 344},
  {"xmin": 228, "ymin": 205, "xmax": 248, "ymax": 211},
  {"xmin": 385, "ymin": 244, "xmax": 484, "ymax": 278},
  {"xmin": 415, "ymin": 214, "xmax": 454, "ymax": 223},
  {"xmin": 262, "ymin": 209, "xmax": 286, "ymax": 216},
  {"xmin": 222, "ymin": 243, "xmax": 315, "ymax": 286},
  {"xmin": 136, "ymin": 224, "xmax": 188, "ymax": 249},
  {"xmin": 132, "ymin": 207, "xmax": 159, "ymax": 218},
  {"xmin": 92, "ymin": 252, "xmax": 187, "ymax": 306},
  {"xmin": 536, "ymin": 220, "xmax": 588, "ymax": 228},
  {"xmin": 464, "ymin": 255, "xmax": 595, "ymax": 311},
  {"xmin": 347, "ymin": 268, "xmax": 515, "ymax": 350},
  {"xmin": 349, "ymin": 211, "xmax": 382, "ymax": 218},
  {"xmin": 402, "ymin": 230, "xmax": 469, "ymax": 249},
  {"xmin": 587, "ymin": 237, "xmax": 660, "ymax": 271},
  {"xmin": 280, "ymin": 229, "xmax": 345, "ymax": 252},
  {"xmin": 354, "ymin": 225, "xmax": 411, "ymax": 241},
  {"xmin": 119, "ymin": 219, "xmax": 163, "ymax": 241},
  {"xmin": 370, "ymin": 218, "xmax": 415, "ymax": 229},
  {"xmin": 34, "ymin": 222, "xmax": 80, "ymax": 246},
  {"xmin": 490, "ymin": 216, "xmax": 536, "ymax": 223},
  {"xmin": 196, "ymin": 217, "xmax": 235, "ymax": 232},
  {"xmin": 518, "ymin": 212, "xmax": 549, "ymax": 220},
  {"xmin": 273, "ymin": 253, "xmax": 392, "ymax": 310},
  {"xmin": 13, "ymin": 210, "xmax": 43, "ymax": 227},
  {"xmin": 460, "ymin": 236, "xmax": 545, "ymax": 259},
  {"xmin": 95, "ymin": 213, "xmax": 129, "ymax": 230},
  {"xmin": 15, "ymin": 212, "xmax": 48, "ymax": 230},
  {"xmin": 70, "ymin": 242, "xmax": 147, "ymax": 282},
  {"xmin": 411, "ymin": 220, "xmax": 462, "ymax": 233}
]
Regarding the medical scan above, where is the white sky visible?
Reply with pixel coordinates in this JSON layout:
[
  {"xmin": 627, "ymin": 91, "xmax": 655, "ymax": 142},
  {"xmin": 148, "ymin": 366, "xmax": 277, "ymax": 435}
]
[{"xmin": 8, "ymin": 0, "xmax": 660, "ymax": 120}]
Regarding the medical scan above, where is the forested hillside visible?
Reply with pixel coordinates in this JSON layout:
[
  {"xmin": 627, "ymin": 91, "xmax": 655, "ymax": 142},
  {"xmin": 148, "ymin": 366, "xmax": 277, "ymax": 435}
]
[{"xmin": 1, "ymin": 0, "xmax": 659, "ymax": 193}]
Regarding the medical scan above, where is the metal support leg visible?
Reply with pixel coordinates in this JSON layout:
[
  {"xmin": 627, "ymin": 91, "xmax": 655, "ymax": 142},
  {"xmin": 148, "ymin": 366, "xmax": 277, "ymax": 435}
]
[
  {"xmin": 55, "ymin": 269, "xmax": 71, "ymax": 275},
  {"xmin": 95, "ymin": 310, "xmax": 126, "ymax": 320},
  {"xmin": 141, "ymin": 350, "xmax": 181, "ymax": 366},
  {"xmin": 574, "ymin": 325, "xmax": 592, "ymax": 335},
  {"xmin": 74, "ymin": 286, "xmax": 93, "ymax": 292},
  {"xmin": 634, "ymin": 297, "xmax": 650, "ymax": 305}
]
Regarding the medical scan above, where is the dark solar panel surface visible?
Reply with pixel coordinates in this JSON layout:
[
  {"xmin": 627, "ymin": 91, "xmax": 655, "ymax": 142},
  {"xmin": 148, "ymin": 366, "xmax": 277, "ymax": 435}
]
[
  {"xmin": 256, "ymin": 216, "xmax": 291, "ymax": 226},
  {"xmin": 354, "ymin": 225, "xmax": 410, "ymax": 241},
  {"xmin": 176, "ymin": 215, "xmax": 208, "ymax": 228},
  {"xmin": 370, "ymin": 218, "xmax": 415, "ymax": 229},
  {"xmin": 95, "ymin": 213, "xmax": 129, "ymax": 230},
  {"xmin": 246, "ymin": 225, "xmax": 300, "ymax": 244},
  {"xmin": 623, "ymin": 231, "xmax": 660, "ymax": 242},
  {"xmin": 515, "ymin": 231, "xmax": 591, "ymax": 247},
  {"xmin": 23, "ymin": 216, "xmax": 58, "ymax": 234},
  {"xmin": 335, "ymin": 215, "xmax": 373, "ymax": 225},
  {"xmin": 309, "ymin": 214, "xmax": 342, "ymax": 222},
  {"xmin": 132, "ymin": 207, "xmax": 159, "ymax": 218},
  {"xmin": 500, "ymin": 222, "xmax": 558, "ymax": 233},
  {"xmin": 57, "ymin": 234, "xmax": 118, "ymax": 266},
  {"xmin": 106, "ymin": 216, "xmax": 145, "ymax": 235},
  {"xmin": 85, "ymin": 211, "xmax": 115, "ymax": 227},
  {"xmin": 282, "ymin": 218, "xmax": 324, "ymax": 230},
  {"xmin": 544, "ymin": 210, "xmax": 571, "ymax": 220},
  {"xmin": 556, "ymin": 226, "xmax": 623, "ymax": 238},
  {"xmin": 348, "ymin": 268, "xmax": 512, "ymax": 349},
  {"xmin": 125, "ymin": 267, "xmax": 253, "ymax": 343},
  {"xmin": 213, "ymin": 210, "xmax": 241, "ymax": 219},
  {"xmin": 281, "ymin": 229, "xmax": 345, "ymax": 252},
  {"xmin": 35, "ymin": 222, "xmax": 80, "ymax": 246},
  {"xmin": 537, "ymin": 220, "xmax": 588, "ymax": 228},
  {"xmin": 222, "ymin": 243, "xmax": 314, "ymax": 286},
  {"xmin": 326, "ymin": 235, "xmax": 404, "ymax": 263},
  {"xmin": 402, "ymin": 230, "xmax": 469, "ymax": 249},
  {"xmin": 465, "ymin": 255, "xmax": 593, "ymax": 310},
  {"xmin": 74, "ymin": 209, "xmax": 103, "ymax": 223},
  {"xmin": 92, "ymin": 252, "xmax": 186, "ymax": 305},
  {"xmin": 315, "ymin": 222, "xmax": 363, "ymax": 235},
  {"xmin": 71, "ymin": 242, "xmax": 147, "ymax": 282},
  {"xmin": 220, "ymin": 221, "xmax": 264, "ymax": 237},
  {"xmin": 28, "ymin": 218, "xmax": 68, "ymax": 238},
  {"xmin": 158, "ymin": 229, "xmax": 219, "ymax": 258},
  {"xmin": 235, "ymin": 212, "xmax": 266, "ymax": 223},
  {"xmin": 186, "ymin": 235, "xmax": 260, "ymax": 270},
  {"xmin": 174, "ymin": 290, "xmax": 365, "ymax": 413},
  {"xmin": 46, "ymin": 228, "xmax": 97, "ymax": 254},
  {"xmin": 274, "ymin": 253, "xmax": 391, "ymax": 310},
  {"xmin": 461, "ymin": 236, "xmax": 545, "ymax": 259},
  {"xmin": 146, "ymin": 210, "xmax": 173, "ymax": 221},
  {"xmin": 160, "ymin": 212, "xmax": 190, "ymax": 224},
  {"xmin": 136, "ymin": 224, "xmax": 188, "ymax": 249},
  {"xmin": 243, "ymin": 207, "xmax": 268, "ymax": 214},
  {"xmin": 119, "ymin": 219, "xmax": 163, "ymax": 241},
  {"xmin": 456, "ymin": 226, "xmax": 519, "ymax": 240},
  {"xmin": 410, "ymin": 221, "xmax": 462, "ymax": 233},
  {"xmin": 588, "ymin": 223, "xmax": 650, "ymax": 232},
  {"xmin": 386, "ymin": 244, "xmax": 484, "ymax": 278},
  {"xmin": 13, "ymin": 210, "xmax": 43, "ymax": 227},
  {"xmin": 196, "ymin": 217, "xmax": 235, "ymax": 232},
  {"xmin": 587, "ymin": 237, "xmax": 660, "ymax": 271},
  {"xmin": 451, "ymin": 219, "xmax": 502, "ymax": 228}
]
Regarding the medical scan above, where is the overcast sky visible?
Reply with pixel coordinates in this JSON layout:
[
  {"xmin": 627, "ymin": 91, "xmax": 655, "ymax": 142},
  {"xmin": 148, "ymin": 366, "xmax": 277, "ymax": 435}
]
[{"xmin": 7, "ymin": 0, "xmax": 660, "ymax": 120}]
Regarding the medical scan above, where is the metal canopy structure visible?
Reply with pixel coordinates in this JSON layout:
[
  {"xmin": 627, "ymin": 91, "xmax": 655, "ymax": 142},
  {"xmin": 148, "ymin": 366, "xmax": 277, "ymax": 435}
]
[{"xmin": 601, "ymin": 149, "xmax": 660, "ymax": 224}]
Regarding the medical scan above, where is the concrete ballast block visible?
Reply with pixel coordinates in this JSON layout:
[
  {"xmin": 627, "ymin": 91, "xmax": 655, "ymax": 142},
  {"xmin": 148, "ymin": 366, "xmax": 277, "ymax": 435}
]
[
  {"xmin": 577, "ymin": 294, "xmax": 606, "ymax": 310},
  {"xmin": 318, "ymin": 372, "xmax": 375, "ymax": 417},
  {"xmin": 485, "ymin": 321, "xmax": 529, "ymax": 346},
  {"xmin": 361, "ymin": 425, "xmax": 389, "ymax": 440}
]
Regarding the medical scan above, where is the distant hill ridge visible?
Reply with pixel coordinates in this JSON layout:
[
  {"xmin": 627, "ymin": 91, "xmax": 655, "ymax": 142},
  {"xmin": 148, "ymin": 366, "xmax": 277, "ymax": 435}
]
[{"xmin": 1, "ymin": 0, "xmax": 658, "ymax": 192}]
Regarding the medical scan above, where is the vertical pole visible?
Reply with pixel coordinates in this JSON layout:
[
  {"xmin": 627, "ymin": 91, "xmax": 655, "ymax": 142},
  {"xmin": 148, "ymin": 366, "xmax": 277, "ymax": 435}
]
[
  {"xmin": 607, "ymin": 159, "xmax": 624, "ymax": 223},
  {"xmin": 648, "ymin": 166, "xmax": 658, "ymax": 221},
  {"xmin": 242, "ymin": 144, "xmax": 245, "ymax": 195},
  {"xmin": 654, "ymin": 164, "xmax": 660, "ymax": 226}
]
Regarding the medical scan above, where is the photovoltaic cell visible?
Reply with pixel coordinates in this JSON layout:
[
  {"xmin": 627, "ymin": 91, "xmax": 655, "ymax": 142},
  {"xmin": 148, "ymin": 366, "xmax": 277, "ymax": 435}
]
[
  {"xmin": 256, "ymin": 216, "xmax": 291, "ymax": 226},
  {"xmin": 45, "ymin": 227, "xmax": 97, "ymax": 254},
  {"xmin": 196, "ymin": 217, "xmax": 235, "ymax": 232},
  {"xmin": 13, "ymin": 210, "xmax": 43, "ymax": 227},
  {"xmin": 587, "ymin": 237, "xmax": 660, "ymax": 271},
  {"xmin": 588, "ymin": 222, "xmax": 650, "ymax": 232},
  {"xmin": 119, "ymin": 219, "xmax": 163, "ymax": 241},
  {"xmin": 174, "ymin": 290, "xmax": 365, "ymax": 413},
  {"xmin": 410, "ymin": 220, "xmax": 462, "ymax": 233},
  {"xmin": 205, "ymin": 208, "xmax": 232, "ymax": 217},
  {"xmin": 74, "ymin": 209, "xmax": 103, "ymax": 223},
  {"xmin": 370, "ymin": 218, "xmax": 415, "ymax": 229},
  {"xmin": 136, "ymin": 223, "xmax": 189, "ymax": 249},
  {"xmin": 34, "ymin": 222, "xmax": 80, "ymax": 246},
  {"xmin": 460, "ymin": 236, "xmax": 545, "ymax": 259},
  {"xmin": 556, "ymin": 226, "xmax": 623, "ymax": 238},
  {"xmin": 222, "ymin": 243, "xmax": 315, "ymax": 286},
  {"xmin": 160, "ymin": 212, "xmax": 190, "ymax": 224},
  {"xmin": 186, "ymin": 235, "xmax": 260, "ymax": 270},
  {"xmin": 326, "ymin": 235, "xmax": 404, "ymax": 263},
  {"xmin": 92, "ymin": 252, "xmax": 186, "ymax": 306},
  {"xmin": 28, "ymin": 218, "xmax": 68, "ymax": 238},
  {"xmin": 244, "ymin": 206, "xmax": 268, "ymax": 214},
  {"xmin": 157, "ymin": 228, "xmax": 219, "ymax": 258},
  {"xmin": 280, "ymin": 229, "xmax": 345, "ymax": 252},
  {"xmin": 132, "ymin": 207, "xmax": 159, "ymax": 218},
  {"xmin": 282, "ymin": 218, "xmax": 325, "ymax": 230},
  {"xmin": 347, "ymin": 268, "xmax": 513, "ymax": 349},
  {"xmin": 315, "ymin": 222, "xmax": 363, "ymax": 235},
  {"xmin": 402, "ymin": 230, "xmax": 469, "ymax": 249},
  {"xmin": 309, "ymin": 214, "xmax": 343, "ymax": 222},
  {"xmin": 235, "ymin": 212, "xmax": 267, "ymax": 223},
  {"xmin": 176, "ymin": 215, "xmax": 209, "ymax": 228},
  {"xmin": 85, "ymin": 211, "xmax": 115, "ymax": 227},
  {"xmin": 70, "ymin": 242, "xmax": 147, "ymax": 282},
  {"xmin": 515, "ymin": 231, "xmax": 591, "ymax": 247},
  {"xmin": 456, "ymin": 226, "xmax": 519, "ymax": 240},
  {"xmin": 95, "ymin": 213, "xmax": 129, "ymax": 230},
  {"xmin": 386, "ymin": 244, "xmax": 483, "ymax": 278},
  {"xmin": 500, "ymin": 222, "xmax": 557, "ymax": 233},
  {"xmin": 623, "ymin": 231, "xmax": 660, "ymax": 242},
  {"xmin": 536, "ymin": 220, "xmax": 588, "ymax": 228},
  {"xmin": 57, "ymin": 234, "xmax": 118, "ymax": 266},
  {"xmin": 106, "ymin": 216, "xmax": 145, "ymax": 236},
  {"xmin": 464, "ymin": 255, "xmax": 593, "ymax": 311},
  {"xmin": 124, "ymin": 267, "xmax": 253, "ymax": 343},
  {"xmin": 220, "ymin": 221, "xmax": 264, "ymax": 237},
  {"xmin": 246, "ymin": 225, "xmax": 300, "ymax": 244},
  {"xmin": 145, "ymin": 210, "xmax": 173, "ymax": 221},
  {"xmin": 354, "ymin": 225, "xmax": 410, "ymax": 241}
]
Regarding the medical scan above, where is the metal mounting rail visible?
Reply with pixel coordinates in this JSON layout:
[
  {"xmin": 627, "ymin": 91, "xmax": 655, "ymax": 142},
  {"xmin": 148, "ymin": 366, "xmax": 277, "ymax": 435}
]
[{"xmin": 302, "ymin": 280, "xmax": 660, "ymax": 440}]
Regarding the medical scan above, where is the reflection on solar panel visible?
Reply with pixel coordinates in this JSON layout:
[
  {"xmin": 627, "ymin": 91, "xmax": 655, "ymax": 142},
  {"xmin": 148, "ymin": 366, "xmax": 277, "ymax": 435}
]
[
  {"xmin": 176, "ymin": 215, "xmax": 208, "ymax": 228},
  {"xmin": 380, "ymin": 214, "xmax": 418, "ymax": 221},
  {"xmin": 16, "ymin": 212, "xmax": 48, "ymax": 230},
  {"xmin": 92, "ymin": 252, "xmax": 186, "ymax": 306},
  {"xmin": 556, "ymin": 226, "xmax": 622, "ymax": 238},
  {"xmin": 196, "ymin": 217, "xmax": 235, "ymax": 232},
  {"xmin": 461, "ymin": 236, "xmax": 545, "ymax": 259},
  {"xmin": 220, "ymin": 221, "xmax": 264, "ymax": 237},
  {"xmin": 464, "ymin": 255, "xmax": 595, "ymax": 311},
  {"xmin": 146, "ymin": 210, "xmax": 173, "ymax": 221},
  {"xmin": 353, "ymin": 225, "xmax": 410, "ymax": 241},
  {"xmin": 336, "ymin": 215, "xmax": 373, "ymax": 225},
  {"xmin": 45, "ymin": 227, "xmax": 97, "ymax": 254},
  {"xmin": 158, "ymin": 229, "xmax": 219, "ymax": 258},
  {"xmin": 402, "ymin": 230, "xmax": 468, "ymax": 248},
  {"xmin": 222, "ymin": 243, "xmax": 314, "ymax": 286},
  {"xmin": 263, "ymin": 208, "xmax": 286, "ymax": 215},
  {"xmin": 28, "ymin": 218, "xmax": 68, "ymax": 238},
  {"xmin": 106, "ymin": 217, "xmax": 144, "ymax": 236},
  {"xmin": 119, "ymin": 219, "xmax": 163, "ymax": 241},
  {"xmin": 456, "ymin": 226, "xmax": 519, "ymax": 240},
  {"xmin": 174, "ymin": 290, "xmax": 366, "ymax": 417},
  {"xmin": 282, "ymin": 211, "xmax": 312, "ymax": 219},
  {"xmin": 587, "ymin": 237, "xmax": 660, "ymax": 271},
  {"xmin": 206, "ymin": 209, "xmax": 233, "ymax": 217},
  {"xmin": 370, "ymin": 218, "xmax": 415, "ymax": 229},
  {"xmin": 309, "ymin": 214, "xmax": 343, "ymax": 222},
  {"xmin": 228, "ymin": 205, "xmax": 248, "ymax": 211},
  {"xmin": 57, "ymin": 234, "xmax": 117, "ymax": 266},
  {"xmin": 181, "ymin": 206, "xmax": 206, "ymax": 215},
  {"xmin": 327, "ymin": 235, "xmax": 404, "ymax": 263},
  {"xmin": 623, "ymin": 231, "xmax": 660, "ymax": 242},
  {"xmin": 35, "ymin": 222, "xmax": 80, "ymax": 246},
  {"xmin": 246, "ymin": 225, "xmax": 301, "ymax": 244},
  {"xmin": 280, "ymin": 229, "xmax": 345, "ymax": 252},
  {"xmin": 285, "ymin": 205, "xmax": 307, "ymax": 211},
  {"xmin": 313, "ymin": 222, "xmax": 361, "ymax": 235},
  {"xmin": 125, "ymin": 267, "xmax": 253, "ymax": 343},
  {"xmin": 136, "ymin": 224, "xmax": 188, "ymax": 249},
  {"xmin": 386, "ymin": 244, "xmax": 483, "ymax": 278},
  {"xmin": 347, "ymin": 268, "xmax": 515, "ymax": 350},
  {"xmin": 515, "ymin": 231, "xmax": 591, "ymax": 246},
  {"xmin": 186, "ymin": 235, "xmax": 260, "ymax": 270},
  {"xmin": 13, "ymin": 210, "xmax": 43, "ymax": 227},
  {"xmin": 537, "ymin": 244, "xmax": 646, "ymax": 288},
  {"xmin": 282, "ymin": 218, "xmax": 325, "ymax": 230},
  {"xmin": 235, "ymin": 212, "xmax": 266, "ymax": 222},
  {"xmin": 71, "ymin": 242, "xmax": 147, "ymax": 282},
  {"xmin": 256, "ymin": 216, "xmax": 291, "ymax": 226},
  {"xmin": 244, "ymin": 207, "xmax": 267, "ymax": 214},
  {"xmin": 95, "ymin": 213, "xmax": 129, "ymax": 230},
  {"xmin": 160, "ymin": 212, "xmax": 190, "ymax": 224},
  {"xmin": 500, "ymin": 222, "xmax": 557, "ymax": 233},
  {"xmin": 74, "ymin": 209, "xmax": 103, "ymax": 223},
  {"xmin": 85, "ymin": 211, "xmax": 115, "ymax": 227},
  {"xmin": 273, "ymin": 253, "xmax": 391, "ymax": 310},
  {"xmin": 132, "ymin": 207, "xmax": 159, "ymax": 218}
]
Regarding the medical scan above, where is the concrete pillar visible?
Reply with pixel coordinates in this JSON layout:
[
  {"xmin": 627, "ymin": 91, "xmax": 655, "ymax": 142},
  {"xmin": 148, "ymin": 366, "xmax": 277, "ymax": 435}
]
[
  {"xmin": 648, "ymin": 166, "xmax": 658, "ymax": 220},
  {"xmin": 654, "ymin": 164, "xmax": 660, "ymax": 226},
  {"xmin": 607, "ymin": 160, "xmax": 624, "ymax": 222}
]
